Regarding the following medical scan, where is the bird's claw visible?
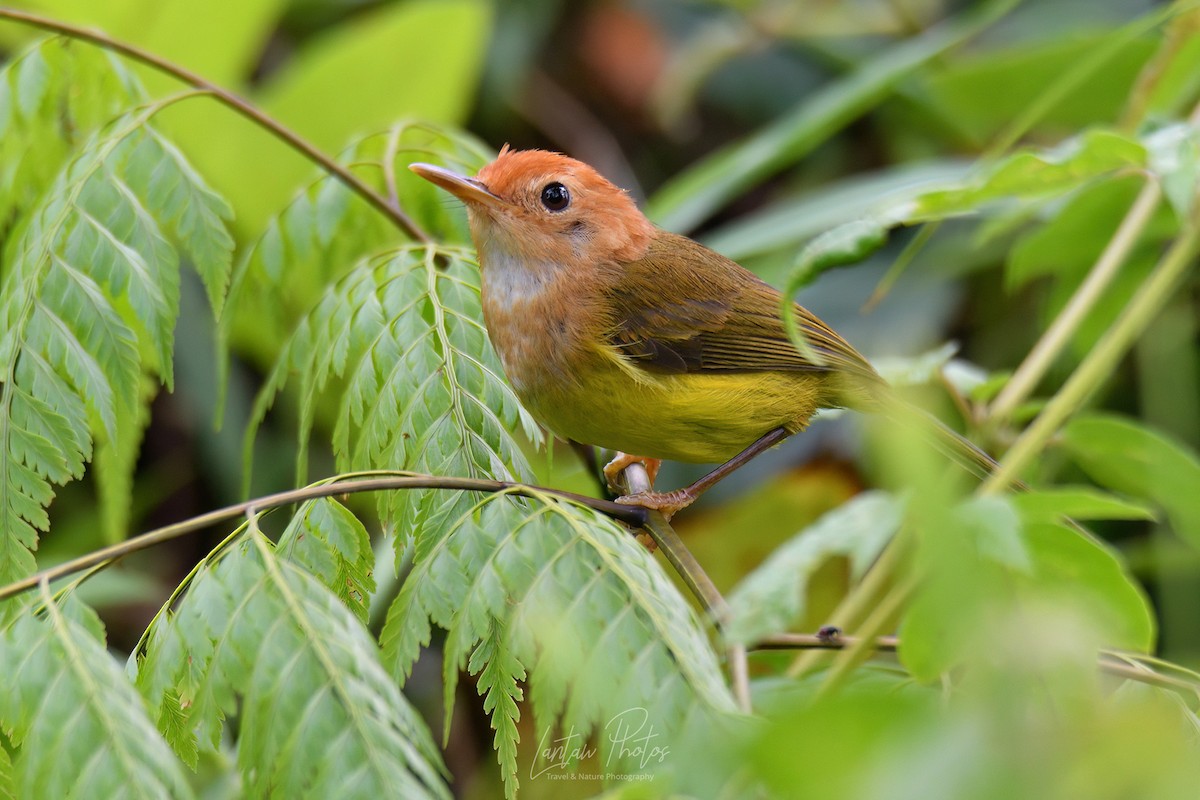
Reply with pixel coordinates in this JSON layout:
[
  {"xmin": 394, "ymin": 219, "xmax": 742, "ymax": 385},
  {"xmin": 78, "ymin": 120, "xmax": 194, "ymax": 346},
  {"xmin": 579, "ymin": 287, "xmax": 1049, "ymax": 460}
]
[{"xmin": 614, "ymin": 489, "xmax": 695, "ymax": 521}]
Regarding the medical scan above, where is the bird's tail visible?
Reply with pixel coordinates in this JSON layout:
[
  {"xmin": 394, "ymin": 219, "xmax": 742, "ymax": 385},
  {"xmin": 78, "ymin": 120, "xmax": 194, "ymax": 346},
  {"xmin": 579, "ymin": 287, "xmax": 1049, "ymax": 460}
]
[{"xmin": 879, "ymin": 397, "xmax": 1027, "ymax": 491}]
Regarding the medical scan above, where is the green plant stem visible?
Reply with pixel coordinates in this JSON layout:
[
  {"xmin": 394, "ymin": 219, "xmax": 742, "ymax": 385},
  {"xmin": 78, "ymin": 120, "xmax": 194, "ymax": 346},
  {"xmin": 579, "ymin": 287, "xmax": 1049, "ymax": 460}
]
[
  {"xmin": 981, "ymin": 219, "xmax": 1200, "ymax": 494},
  {"xmin": 986, "ymin": 178, "xmax": 1163, "ymax": 427},
  {"xmin": 0, "ymin": 474, "xmax": 648, "ymax": 604},
  {"xmin": 0, "ymin": 6, "xmax": 432, "ymax": 243}
]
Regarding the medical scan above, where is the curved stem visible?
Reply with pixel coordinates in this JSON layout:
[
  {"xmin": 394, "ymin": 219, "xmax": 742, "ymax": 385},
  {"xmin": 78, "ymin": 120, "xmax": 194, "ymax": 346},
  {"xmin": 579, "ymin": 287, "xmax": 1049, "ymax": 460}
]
[
  {"xmin": 0, "ymin": 473, "xmax": 647, "ymax": 603},
  {"xmin": 986, "ymin": 178, "xmax": 1162, "ymax": 427},
  {"xmin": 0, "ymin": 6, "xmax": 432, "ymax": 243},
  {"xmin": 981, "ymin": 220, "xmax": 1200, "ymax": 494}
]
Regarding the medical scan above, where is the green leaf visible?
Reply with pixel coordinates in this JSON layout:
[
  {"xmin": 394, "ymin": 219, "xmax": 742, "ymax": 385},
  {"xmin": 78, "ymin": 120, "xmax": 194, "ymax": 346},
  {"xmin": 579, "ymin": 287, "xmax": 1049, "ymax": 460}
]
[
  {"xmin": 726, "ymin": 491, "xmax": 902, "ymax": 643},
  {"xmin": 247, "ymin": 245, "xmax": 539, "ymax": 542},
  {"xmin": 0, "ymin": 38, "xmax": 142, "ymax": 227},
  {"xmin": 907, "ymin": 129, "xmax": 1147, "ymax": 220},
  {"xmin": 276, "ymin": 498, "xmax": 376, "ymax": 622},
  {"xmin": 381, "ymin": 493, "xmax": 736, "ymax": 795},
  {"xmin": 223, "ymin": 122, "xmax": 490, "ymax": 373},
  {"xmin": 920, "ymin": 27, "xmax": 1156, "ymax": 143},
  {"xmin": 703, "ymin": 159, "xmax": 971, "ymax": 262},
  {"xmin": 647, "ymin": 0, "xmax": 1019, "ymax": 232},
  {"xmin": 0, "ymin": 594, "xmax": 193, "ymax": 799},
  {"xmin": 0, "ymin": 739, "xmax": 12, "ymax": 800},
  {"xmin": 1006, "ymin": 176, "xmax": 1147, "ymax": 290},
  {"xmin": 0, "ymin": 102, "xmax": 232, "ymax": 585},
  {"xmin": 1022, "ymin": 522, "xmax": 1155, "ymax": 653},
  {"xmin": 1144, "ymin": 121, "xmax": 1200, "ymax": 219},
  {"xmin": 1013, "ymin": 487, "xmax": 1157, "ymax": 524},
  {"xmin": 901, "ymin": 496, "xmax": 1030, "ymax": 681},
  {"xmin": 133, "ymin": 533, "xmax": 450, "ymax": 799},
  {"xmin": 1062, "ymin": 414, "xmax": 1200, "ymax": 550},
  {"xmin": 184, "ymin": 0, "xmax": 492, "ymax": 234},
  {"xmin": 469, "ymin": 623, "xmax": 525, "ymax": 799}
]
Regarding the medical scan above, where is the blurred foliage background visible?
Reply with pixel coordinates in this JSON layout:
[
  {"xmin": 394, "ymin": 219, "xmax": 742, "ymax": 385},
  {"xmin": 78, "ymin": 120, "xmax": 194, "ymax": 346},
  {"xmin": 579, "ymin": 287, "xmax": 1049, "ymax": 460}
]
[{"xmin": 1, "ymin": 0, "xmax": 1199, "ymax": 797}]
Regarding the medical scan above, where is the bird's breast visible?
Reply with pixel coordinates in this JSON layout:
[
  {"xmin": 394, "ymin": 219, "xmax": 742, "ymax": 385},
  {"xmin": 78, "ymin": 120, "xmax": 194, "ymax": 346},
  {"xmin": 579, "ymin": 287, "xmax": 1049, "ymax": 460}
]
[{"xmin": 478, "ymin": 252, "xmax": 597, "ymax": 399}]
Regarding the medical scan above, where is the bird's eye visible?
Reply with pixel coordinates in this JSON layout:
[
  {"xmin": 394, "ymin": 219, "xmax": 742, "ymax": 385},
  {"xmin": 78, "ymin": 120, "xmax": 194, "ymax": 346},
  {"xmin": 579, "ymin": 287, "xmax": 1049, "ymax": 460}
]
[{"xmin": 540, "ymin": 182, "xmax": 570, "ymax": 212}]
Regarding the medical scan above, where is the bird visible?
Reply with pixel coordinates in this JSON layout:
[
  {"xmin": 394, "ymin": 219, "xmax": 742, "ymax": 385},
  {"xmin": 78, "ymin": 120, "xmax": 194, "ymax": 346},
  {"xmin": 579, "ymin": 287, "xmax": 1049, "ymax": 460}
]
[{"xmin": 411, "ymin": 147, "xmax": 999, "ymax": 517}]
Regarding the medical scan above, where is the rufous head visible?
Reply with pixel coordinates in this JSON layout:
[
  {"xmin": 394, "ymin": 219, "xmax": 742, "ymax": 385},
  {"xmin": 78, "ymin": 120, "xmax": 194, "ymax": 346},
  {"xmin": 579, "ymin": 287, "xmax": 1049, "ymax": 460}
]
[{"xmin": 410, "ymin": 147, "xmax": 654, "ymax": 266}]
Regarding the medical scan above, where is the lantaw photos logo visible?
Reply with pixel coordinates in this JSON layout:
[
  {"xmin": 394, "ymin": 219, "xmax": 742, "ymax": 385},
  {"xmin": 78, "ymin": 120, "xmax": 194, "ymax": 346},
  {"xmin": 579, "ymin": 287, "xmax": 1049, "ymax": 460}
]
[{"xmin": 530, "ymin": 707, "xmax": 671, "ymax": 783}]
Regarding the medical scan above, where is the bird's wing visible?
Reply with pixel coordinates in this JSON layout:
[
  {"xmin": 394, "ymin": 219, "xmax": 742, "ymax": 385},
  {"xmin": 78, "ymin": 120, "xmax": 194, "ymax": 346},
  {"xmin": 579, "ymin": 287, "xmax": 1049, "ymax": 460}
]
[{"xmin": 602, "ymin": 230, "xmax": 881, "ymax": 384}]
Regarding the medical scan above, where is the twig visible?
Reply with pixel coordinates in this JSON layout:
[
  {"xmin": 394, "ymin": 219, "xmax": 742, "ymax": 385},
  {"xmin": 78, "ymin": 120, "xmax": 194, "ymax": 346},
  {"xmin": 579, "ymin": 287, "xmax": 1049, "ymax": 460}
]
[
  {"xmin": 813, "ymin": 577, "xmax": 914, "ymax": 699},
  {"xmin": 0, "ymin": 6, "xmax": 432, "ymax": 243},
  {"xmin": 0, "ymin": 474, "xmax": 647, "ymax": 603},
  {"xmin": 756, "ymin": 632, "xmax": 1200, "ymax": 700}
]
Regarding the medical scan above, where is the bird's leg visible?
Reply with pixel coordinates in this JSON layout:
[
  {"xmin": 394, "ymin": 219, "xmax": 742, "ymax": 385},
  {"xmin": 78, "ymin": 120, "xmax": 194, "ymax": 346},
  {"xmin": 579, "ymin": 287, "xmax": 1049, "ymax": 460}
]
[
  {"xmin": 616, "ymin": 427, "xmax": 790, "ymax": 519},
  {"xmin": 603, "ymin": 453, "xmax": 661, "ymax": 493}
]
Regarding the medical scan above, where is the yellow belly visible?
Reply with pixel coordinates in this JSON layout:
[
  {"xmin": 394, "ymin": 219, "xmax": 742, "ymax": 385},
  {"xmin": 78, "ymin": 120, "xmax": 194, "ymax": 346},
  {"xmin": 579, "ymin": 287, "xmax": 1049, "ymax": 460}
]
[{"xmin": 514, "ymin": 347, "xmax": 828, "ymax": 463}]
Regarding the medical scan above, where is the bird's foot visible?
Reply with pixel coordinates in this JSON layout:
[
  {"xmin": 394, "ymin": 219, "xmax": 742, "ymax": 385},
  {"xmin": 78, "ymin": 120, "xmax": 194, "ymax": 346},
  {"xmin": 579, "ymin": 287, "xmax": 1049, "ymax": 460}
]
[
  {"xmin": 615, "ymin": 488, "xmax": 695, "ymax": 521},
  {"xmin": 603, "ymin": 453, "xmax": 661, "ymax": 493}
]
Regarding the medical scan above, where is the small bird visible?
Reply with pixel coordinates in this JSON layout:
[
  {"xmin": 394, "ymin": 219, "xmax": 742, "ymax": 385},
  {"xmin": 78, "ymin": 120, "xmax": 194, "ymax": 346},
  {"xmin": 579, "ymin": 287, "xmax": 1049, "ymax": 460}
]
[{"xmin": 411, "ymin": 148, "xmax": 996, "ymax": 517}]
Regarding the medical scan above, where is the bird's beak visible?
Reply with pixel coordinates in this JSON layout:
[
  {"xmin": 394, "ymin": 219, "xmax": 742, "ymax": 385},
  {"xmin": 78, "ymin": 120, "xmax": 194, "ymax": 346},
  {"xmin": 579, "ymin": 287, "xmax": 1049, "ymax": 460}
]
[{"xmin": 409, "ymin": 163, "xmax": 506, "ymax": 210}]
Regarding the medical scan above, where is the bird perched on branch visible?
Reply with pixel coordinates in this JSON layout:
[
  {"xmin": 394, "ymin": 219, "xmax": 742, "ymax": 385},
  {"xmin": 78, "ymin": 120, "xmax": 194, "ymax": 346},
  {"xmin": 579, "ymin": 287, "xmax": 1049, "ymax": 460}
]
[{"xmin": 412, "ymin": 148, "xmax": 999, "ymax": 517}]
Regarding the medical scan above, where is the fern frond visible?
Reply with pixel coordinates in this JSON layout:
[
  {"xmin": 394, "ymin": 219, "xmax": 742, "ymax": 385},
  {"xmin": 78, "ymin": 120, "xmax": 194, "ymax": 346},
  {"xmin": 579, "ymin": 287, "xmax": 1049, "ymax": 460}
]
[
  {"xmin": 223, "ymin": 122, "xmax": 490, "ymax": 370},
  {"xmin": 0, "ymin": 102, "xmax": 232, "ymax": 583},
  {"xmin": 0, "ymin": 38, "xmax": 142, "ymax": 228},
  {"xmin": 0, "ymin": 734, "xmax": 13, "ymax": 800},
  {"xmin": 276, "ymin": 497, "xmax": 377, "ymax": 622},
  {"xmin": 133, "ymin": 531, "xmax": 450, "ymax": 799},
  {"xmin": 248, "ymin": 245, "xmax": 539, "ymax": 541},
  {"xmin": 0, "ymin": 592, "xmax": 193, "ymax": 799},
  {"xmin": 381, "ymin": 492, "xmax": 737, "ymax": 793}
]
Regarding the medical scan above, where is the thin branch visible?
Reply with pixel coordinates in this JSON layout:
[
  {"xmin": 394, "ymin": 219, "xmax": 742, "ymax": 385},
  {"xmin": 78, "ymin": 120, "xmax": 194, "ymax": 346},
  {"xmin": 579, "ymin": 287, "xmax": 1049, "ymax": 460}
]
[
  {"xmin": 0, "ymin": 474, "xmax": 647, "ymax": 603},
  {"xmin": 0, "ymin": 6, "xmax": 432, "ymax": 243},
  {"xmin": 755, "ymin": 632, "xmax": 1200, "ymax": 700}
]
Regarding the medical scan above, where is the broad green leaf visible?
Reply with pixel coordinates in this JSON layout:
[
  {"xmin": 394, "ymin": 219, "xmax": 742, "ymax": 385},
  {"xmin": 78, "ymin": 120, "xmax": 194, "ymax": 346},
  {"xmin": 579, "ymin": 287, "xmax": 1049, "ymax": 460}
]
[
  {"xmin": 1006, "ymin": 176, "xmax": 1148, "ymax": 289},
  {"xmin": 703, "ymin": 159, "xmax": 971, "ymax": 261},
  {"xmin": 276, "ymin": 498, "xmax": 376, "ymax": 623},
  {"xmin": 1021, "ymin": 522, "xmax": 1155, "ymax": 652},
  {"xmin": 0, "ymin": 595, "xmax": 193, "ymax": 799},
  {"xmin": 1144, "ymin": 121, "xmax": 1200, "ymax": 218},
  {"xmin": 901, "ymin": 496, "xmax": 1030, "ymax": 681},
  {"xmin": 133, "ymin": 534, "xmax": 450, "ymax": 798},
  {"xmin": 921, "ymin": 28, "xmax": 1156, "ymax": 143},
  {"xmin": 1013, "ymin": 487, "xmax": 1156, "ymax": 524},
  {"xmin": 1062, "ymin": 414, "xmax": 1200, "ymax": 550},
  {"xmin": 902, "ymin": 496, "xmax": 1153, "ymax": 681},
  {"xmin": 726, "ymin": 491, "xmax": 902, "ymax": 643},
  {"xmin": 185, "ymin": 0, "xmax": 491, "ymax": 234},
  {"xmin": 906, "ymin": 129, "xmax": 1147, "ymax": 220},
  {"xmin": 647, "ymin": 0, "xmax": 1019, "ymax": 232},
  {"xmin": 381, "ymin": 493, "xmax": 736, "ymax": 796}
]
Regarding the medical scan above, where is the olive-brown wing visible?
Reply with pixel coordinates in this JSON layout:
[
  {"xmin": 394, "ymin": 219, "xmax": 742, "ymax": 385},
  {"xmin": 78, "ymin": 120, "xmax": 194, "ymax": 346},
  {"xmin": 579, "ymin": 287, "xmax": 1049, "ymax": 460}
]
[{"xmin": 603, "ymin": 230, "xmax": 881, "ymax": 384}]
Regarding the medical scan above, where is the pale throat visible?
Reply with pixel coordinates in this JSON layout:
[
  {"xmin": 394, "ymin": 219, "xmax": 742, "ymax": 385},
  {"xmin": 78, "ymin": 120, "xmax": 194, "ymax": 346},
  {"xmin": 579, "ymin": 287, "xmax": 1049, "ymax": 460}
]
[{"xmin": 474, "ymin": 238, "xmax": 580, "ymax": 398}]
